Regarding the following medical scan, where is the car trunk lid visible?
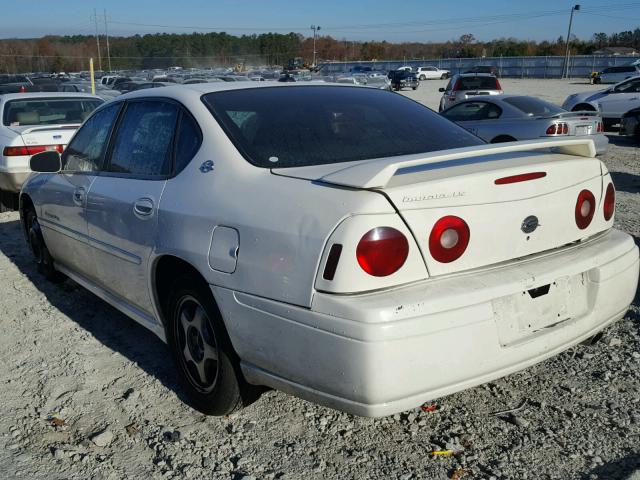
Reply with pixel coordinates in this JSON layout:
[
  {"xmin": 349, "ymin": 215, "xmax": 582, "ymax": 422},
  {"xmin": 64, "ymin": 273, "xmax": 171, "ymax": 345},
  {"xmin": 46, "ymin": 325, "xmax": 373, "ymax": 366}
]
[{"xmin": 273, "ymin": 138, "xmax": 610, "ymax": 277}]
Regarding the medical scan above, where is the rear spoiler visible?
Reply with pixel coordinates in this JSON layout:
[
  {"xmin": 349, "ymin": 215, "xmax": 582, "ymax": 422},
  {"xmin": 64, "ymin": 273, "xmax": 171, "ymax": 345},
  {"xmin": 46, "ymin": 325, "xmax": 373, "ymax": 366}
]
[
  {"xmin": 19, "ymin": 124, "xmax": 80, "ymax": 134},
  {"xmin": 542, "ymin": 111, "xmax": 600, "ymax": 119},
  {"xmin": 319, "ymin": 138, "xmax": 597, "ymax": 189}
]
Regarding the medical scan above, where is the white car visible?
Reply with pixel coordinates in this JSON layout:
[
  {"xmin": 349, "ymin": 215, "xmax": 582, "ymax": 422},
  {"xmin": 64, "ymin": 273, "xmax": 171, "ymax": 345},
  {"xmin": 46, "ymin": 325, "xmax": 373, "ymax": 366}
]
[
  {"xmin": 0, "ymin": 92, "xmax": 103, "ymax": 210},
  {"xmin": 595, "ymin": 65, "xmax": 640, "ymax": 84},
  {"xmin": 21, "ymin": 83, "xmax": 639, "ymax": 417},
  {"xmin": 416, "ymin": 66, "xmax": 450, "ymax": 80},
  {"xmin": 562, "ymin": 76, "xmax": 640, "ymax": 129}
]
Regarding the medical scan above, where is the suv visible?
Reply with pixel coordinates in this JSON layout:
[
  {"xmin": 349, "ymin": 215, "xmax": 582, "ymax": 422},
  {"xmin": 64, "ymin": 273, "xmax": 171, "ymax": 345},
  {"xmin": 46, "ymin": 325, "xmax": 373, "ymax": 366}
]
[
  {"xmin": 416, "ymin": 66, "xmax": 449, "ymax": 80},
  {"xmin": 595, "ymin": 65, "xmax": 640, "ymax": 84},
  {"xmin": 438, "ymin": 73, "xmax": 503, "ymax": 111},
  {"xmin": 388, "ymin": 70, "xmax": 419, "ymax": 91}
]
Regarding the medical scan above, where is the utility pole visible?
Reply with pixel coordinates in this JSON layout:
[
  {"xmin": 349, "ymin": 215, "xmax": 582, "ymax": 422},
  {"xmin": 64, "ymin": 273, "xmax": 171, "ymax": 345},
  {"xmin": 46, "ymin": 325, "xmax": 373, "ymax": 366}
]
[
  {"xmin": 310, "ymin": 25, "xmax": 321, "ymax": 68},
  {"xmin": 563, "ymin": 4, "xmax": 580, "ymax": 79},
  {"xmin": 92, "ymin": 9, "xmax": 102, "ymax": 71},
  {"xmin": 104, "ymin": 9, "xmax": 112, "ymax": 72}
]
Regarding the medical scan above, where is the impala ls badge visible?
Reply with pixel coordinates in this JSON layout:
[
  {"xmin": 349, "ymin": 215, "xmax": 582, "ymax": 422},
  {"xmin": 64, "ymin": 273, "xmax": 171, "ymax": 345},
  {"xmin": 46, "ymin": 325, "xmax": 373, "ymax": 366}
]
[
  {"xmin": 199, "ymin": 160, "xmax": 215, "ymax": 173},
  {"xmin": 521, "ymin": 215, "xmax": 539, "ymax": 234}
]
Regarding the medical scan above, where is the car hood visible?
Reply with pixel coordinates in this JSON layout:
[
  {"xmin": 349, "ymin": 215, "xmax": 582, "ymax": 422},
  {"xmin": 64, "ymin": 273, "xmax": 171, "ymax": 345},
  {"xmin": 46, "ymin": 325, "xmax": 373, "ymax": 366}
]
[{"xmin": 567, "ymin": 89, "xmax": 609, "ymax": 103}]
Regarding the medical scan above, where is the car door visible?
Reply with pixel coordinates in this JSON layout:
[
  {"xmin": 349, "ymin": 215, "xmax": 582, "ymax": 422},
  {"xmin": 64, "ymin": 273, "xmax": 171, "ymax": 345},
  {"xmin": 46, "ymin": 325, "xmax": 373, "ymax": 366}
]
[
  {"xmin": 36, "ymin": 102, "xmax": 121, "ymax": 281},
  {"xmin": 441, "ymin": 101, "xmax": 502, "ymax": 140},
  {"xmin": 599, "ymin": 78, "xmax": 640, "ymax": 119},
  {"xmin": 85, "ymin": 99, "xmax": 180, "ymax": 316}
]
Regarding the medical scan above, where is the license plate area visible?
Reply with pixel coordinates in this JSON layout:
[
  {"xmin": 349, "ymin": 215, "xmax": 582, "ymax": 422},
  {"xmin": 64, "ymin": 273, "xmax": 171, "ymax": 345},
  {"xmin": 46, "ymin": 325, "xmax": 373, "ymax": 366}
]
[
  {"xmin": 493, "ymin": 274, "xmax": 588, "ymax": 346},
  {"xmin": 575, "ymin": 125, "xmax": 592, "ymax": 135}
]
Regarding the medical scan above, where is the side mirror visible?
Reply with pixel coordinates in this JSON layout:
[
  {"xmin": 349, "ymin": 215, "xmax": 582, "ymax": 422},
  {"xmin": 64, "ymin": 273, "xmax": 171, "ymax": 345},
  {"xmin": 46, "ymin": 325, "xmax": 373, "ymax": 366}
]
[
  {"xmin": 439, "ymin": 87, "xmax": 446, "ymax": 92},
  {"xmin": 30, "ymin": 150, "xmax": 61, "ymax": 173}
]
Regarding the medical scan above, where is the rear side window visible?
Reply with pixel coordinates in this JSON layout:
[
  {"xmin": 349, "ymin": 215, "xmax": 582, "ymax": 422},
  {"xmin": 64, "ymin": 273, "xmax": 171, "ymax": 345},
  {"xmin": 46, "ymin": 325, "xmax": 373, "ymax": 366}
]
[
  {"xmin": 174, "ymin": 112, "xmax": 202, "ymax": 173},
  {"xmin": 203, "ymin": 86, "xmax": 483, "ymax": 168},
  {"xmin": 108, "ymin": 101, "xmax": 179, "ymax": 176},
  {"xmin": 63, "ymin": 103, "xmax": 121, "ymax": 172},
  {"xmin": 502, "ymin": 97, "xmax": 564, "ymax": 116},
  {"xmin": 457, "ymin": 77, "xmax": 499, "ymax": 90}
]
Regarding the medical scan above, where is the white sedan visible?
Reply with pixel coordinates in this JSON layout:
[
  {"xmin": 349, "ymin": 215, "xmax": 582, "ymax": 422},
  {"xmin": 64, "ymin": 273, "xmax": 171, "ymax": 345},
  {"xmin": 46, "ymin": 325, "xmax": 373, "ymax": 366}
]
[
  {"xmin": 0, "ymin": 92, "xmax": 103, "ymax": 210},
  {"xmin": 21, "ymin": 83, "xmax": 639, "ymax": 417}
]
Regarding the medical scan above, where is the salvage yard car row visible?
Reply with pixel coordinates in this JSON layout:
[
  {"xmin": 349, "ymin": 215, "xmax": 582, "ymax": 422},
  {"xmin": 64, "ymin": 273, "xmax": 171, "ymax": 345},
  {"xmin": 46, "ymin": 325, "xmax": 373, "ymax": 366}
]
[{"xmin": 11, "ymin": 78, "xmax": 640, "ymax": 417}]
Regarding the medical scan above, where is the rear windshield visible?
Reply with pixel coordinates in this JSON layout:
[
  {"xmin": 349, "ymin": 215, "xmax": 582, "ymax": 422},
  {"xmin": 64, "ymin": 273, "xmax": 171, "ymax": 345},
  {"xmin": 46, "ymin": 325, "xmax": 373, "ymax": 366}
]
[
  {"xmin": 2, "ymin": 98, "xmax": 103, "ymax": 126},
  {"xmin": 202, "ymin": 86, "xmax": 483, "ymax": 168},
  {"xmin": 502, "ymin": 96, "xmax": 565, "ymax": 116},
  {"xmin": 457, "ymin": 76, "xmax": 499, "ymax": 90}
]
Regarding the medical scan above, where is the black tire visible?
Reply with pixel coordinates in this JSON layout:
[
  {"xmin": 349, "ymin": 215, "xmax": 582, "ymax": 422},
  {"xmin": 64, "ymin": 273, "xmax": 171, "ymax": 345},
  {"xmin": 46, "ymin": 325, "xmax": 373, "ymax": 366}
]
[
  {"xmin": 0, "ymin": 190, "xmax": 19, "ymax": 212},
  {"xmin": 490, "ymin": 135, "xmax": 517, "ymax": 143},
  {"xmin": 165, "ymin": 274, "xmax": 256, "ymax": 416},
  {"xmin": 419, "ymin": 75, "xmax": 426, "ymax": 81},
  {"xmin": 412, "ymin": 86, "xmax": 417, "ymax": 90},
  {"xmin": 441, "ymin": 73, "xmax": 448, "ymax": 79},
  {"xmin": 593, "ymin": 77, "xmax": 601, "ymax": 84},
  {"xmin": 26, "ymin": 209, "xmax": 66, "ymax": 282}
]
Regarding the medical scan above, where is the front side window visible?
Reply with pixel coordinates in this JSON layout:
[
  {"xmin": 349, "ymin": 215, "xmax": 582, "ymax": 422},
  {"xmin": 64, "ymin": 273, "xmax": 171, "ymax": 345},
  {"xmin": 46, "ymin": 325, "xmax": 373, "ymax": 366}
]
[
  {"xmin": 2, "ymin": 98, "xmax": 102, "ymax": 126},
  {"xmin": 203, "ymin": 86, "xmax": 483, "ymax": 168},
  {"xmin": 108, "ymin": 101, "xmax": 179, "ymax": 176},
  {"xmin": 613, "ymin": 78, "xmax": 640, "ymax": 93},
  {"xmin": 63, "ymin": 103, "xmax": 121, "ymax": 172},
  {"xmin": 442, "ymin": 101, "xmax": 502, "ymax": 121}
]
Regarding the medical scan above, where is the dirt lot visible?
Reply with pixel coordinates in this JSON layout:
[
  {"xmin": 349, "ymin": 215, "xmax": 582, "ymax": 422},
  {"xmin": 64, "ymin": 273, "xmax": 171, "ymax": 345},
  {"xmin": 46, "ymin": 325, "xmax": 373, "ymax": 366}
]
[{"xmin": 0, "ymin": 79, "xmax": 639, "ymax": 480}]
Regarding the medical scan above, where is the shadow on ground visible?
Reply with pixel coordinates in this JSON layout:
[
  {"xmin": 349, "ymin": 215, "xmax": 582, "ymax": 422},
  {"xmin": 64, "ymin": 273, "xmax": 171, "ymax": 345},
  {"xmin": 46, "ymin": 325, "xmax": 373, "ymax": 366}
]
[
  {"xmin": 610, "ymin": 172, "xmax": 640, "ymax": 195},
  {"xmin": 581, "ymin": 453, "xmax": 640, "ymax": 480},
  {"xmin": 0, "ymin": 218, "xmax": 191, "ymax": 406}
]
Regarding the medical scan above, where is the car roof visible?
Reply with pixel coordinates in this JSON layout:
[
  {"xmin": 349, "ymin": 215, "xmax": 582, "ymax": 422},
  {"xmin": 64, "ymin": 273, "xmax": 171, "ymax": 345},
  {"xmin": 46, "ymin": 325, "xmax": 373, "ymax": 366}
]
[
  {"xmin": 0, "ymin": 92, "xmax": 102, "ymax": 101},
  {"xmin": 119, "ymin": 81, "xmax": 340, "ymax": 101}
]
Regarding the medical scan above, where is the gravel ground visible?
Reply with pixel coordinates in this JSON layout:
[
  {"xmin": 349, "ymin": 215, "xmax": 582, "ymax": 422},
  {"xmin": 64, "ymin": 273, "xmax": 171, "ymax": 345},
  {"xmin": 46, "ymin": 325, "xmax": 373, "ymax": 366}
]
[{"xmin": 0, "ymin": 79, "xmax": 638, "ymax": 480}]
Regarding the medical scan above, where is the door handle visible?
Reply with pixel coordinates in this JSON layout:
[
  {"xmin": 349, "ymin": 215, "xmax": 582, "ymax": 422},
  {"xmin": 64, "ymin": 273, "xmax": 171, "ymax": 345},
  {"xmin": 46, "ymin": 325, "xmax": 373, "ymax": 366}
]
[
  {"xmin": 133, "ymin": 198, "xmax": 154, "ymax": 217},
  {"xmin": 73, "ymin": 187, "xmax": 85, "ymax": 205}
]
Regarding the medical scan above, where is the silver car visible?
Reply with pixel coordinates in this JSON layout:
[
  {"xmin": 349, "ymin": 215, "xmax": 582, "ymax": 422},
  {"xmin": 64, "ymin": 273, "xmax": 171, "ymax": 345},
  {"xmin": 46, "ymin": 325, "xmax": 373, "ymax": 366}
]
[
  {"xmin": 438, "ymin": 73, "xmax": 503, "ymax": 111},
  {"xmin": 595, "ymin": 65, "xmax": 640, "ymax": 84},
  {"xmin": 562, "ymin": 76, "xmax": 640, "ymax": 128},
  {"xmin": 441, "ymin": 95, "xmax": 609, "ymax": 155}
]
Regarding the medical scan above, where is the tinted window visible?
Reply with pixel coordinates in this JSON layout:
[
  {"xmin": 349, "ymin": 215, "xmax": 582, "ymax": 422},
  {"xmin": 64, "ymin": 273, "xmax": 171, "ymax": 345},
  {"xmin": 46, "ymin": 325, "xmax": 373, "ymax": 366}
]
[
  {"xmin": 502, "ymin": 96, "xmax": 564, "ymax": 116},
  {"xmin": 457, "ymin": 76, "xmax": 500, "ymax": 90},
  {"xmin": 3, "ymin": 98, "xmax": 102, "ymax": 126},
  {"xmin": 109, "ymin": 101, "xmax": 178, "ymax": 175},
  {"xmin": 442, "ymin": 101, "xmax": 502, "ymax": 121},
  {"xmin": 63, "ymin": 103, "xmax": 121, "ymax": 172},
  {"xmin": 203, "ymin": 86, "xmax": 483, "ymax": 168},
  {"xmin": 174, "ymin": 112, "xmax": 202, "ymax": 172}
]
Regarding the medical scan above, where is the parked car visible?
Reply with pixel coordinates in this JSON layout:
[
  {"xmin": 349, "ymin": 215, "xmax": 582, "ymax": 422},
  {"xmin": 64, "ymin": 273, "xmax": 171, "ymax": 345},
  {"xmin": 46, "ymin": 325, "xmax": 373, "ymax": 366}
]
[
  {"xmin": 562, "ymin": 76, "xmax": 640, "ymax": 129},
  {"xmin": 464, "ymin": 65, "xmax": 499, "ymax": 76},
  {"xmin": 438, "ymin": 73, "xmax": 503, "ymax": 111},
  {"xmin": 21, "ymin": 83, "xmax": 639, "ymax": 417},
  {"xmin": 0, "ymin": 74, "xmax": 34, "ymax": 94},
  {"xmin": 416, "ymin": 66, "xmax": 450, "ymax": 80},
  {"xmin": 0, "ymin": 93, "xmax": 102, "ymax": 210},
  {"xmin": 593, "ymin": 65, "xmax": 640, "ymax": 84},
  {"xmin": 388, "ymin": 70, "xmax": 419, "ymax": 91},
  {"xmin": 620, "ymin": 106, "xmax": 640, "ymax": 141},
  {"xmin": 440, "ymin": 95, "xmax": 608, "ymax": 154},
  {"xmin": 59, "ymin": 82, "xmax": 121, "ymax": 101}
]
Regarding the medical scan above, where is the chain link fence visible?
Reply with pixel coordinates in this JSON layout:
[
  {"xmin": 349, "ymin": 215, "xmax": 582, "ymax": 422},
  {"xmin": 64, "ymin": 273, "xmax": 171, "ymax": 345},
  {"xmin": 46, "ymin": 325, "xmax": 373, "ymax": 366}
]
[{"xmin": 319, "ymin": 55, "xmax": 639, "ymax": 78}]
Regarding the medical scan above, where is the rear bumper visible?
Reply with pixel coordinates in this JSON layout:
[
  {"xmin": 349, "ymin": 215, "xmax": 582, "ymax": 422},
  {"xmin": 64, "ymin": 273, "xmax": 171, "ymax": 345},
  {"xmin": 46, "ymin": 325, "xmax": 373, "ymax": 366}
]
[
  {"xmin": 0, "ymin": 171, "xmax": 30, "ymax": 192},
  {"xmin": 213, "ymin": 229, "xmax": 639, "ymax": 417}
]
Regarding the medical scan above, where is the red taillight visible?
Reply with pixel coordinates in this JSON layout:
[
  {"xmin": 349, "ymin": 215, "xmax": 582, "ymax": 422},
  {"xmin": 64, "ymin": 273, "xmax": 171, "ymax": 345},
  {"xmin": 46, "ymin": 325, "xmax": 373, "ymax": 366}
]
[
  {"xmin": 495, "ymin": 78, "xmax": 502, "ymax": 90},
  {"xmin": 546, "ymin": 123, "xmax": 569, "ymax": 135},
  {"xmin": 452, "ymin": 79, "xmax": 462, "ymax": 91},
  {"xmin": 596, "ymin": 121, "xmax": 603, "ymax": 133},
  {"xmin": 495, "ymin": 172, "xmax": 547, "ymax": 185},
  {"xmin": 575, "ymin": 189, "xmax": 596, "ymax": 230},
  {"xmin": 19, "ymin": 85, "xmax": 26, "ymax": 93},
  {"xmin": 3, "ymin": 144, "xmax": 64, "ymax": 156},
  {"xmin": 356, "ymin": 227, "xmax": 409, "ymax": 277},
  {"xmin": 603, "ymin": 183, "xmax": 615, "ymax": 221},
  {"xmin": 428, "ymin": 216, "xmax": 470, "ymax": 263}
]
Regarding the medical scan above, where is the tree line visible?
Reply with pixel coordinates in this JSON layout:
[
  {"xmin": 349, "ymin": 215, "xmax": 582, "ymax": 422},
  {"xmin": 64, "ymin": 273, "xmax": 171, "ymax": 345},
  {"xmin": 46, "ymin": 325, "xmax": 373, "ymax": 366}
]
[{"xmin": 0, "ymin": 27, "xmax": 638, "ymax": 73}]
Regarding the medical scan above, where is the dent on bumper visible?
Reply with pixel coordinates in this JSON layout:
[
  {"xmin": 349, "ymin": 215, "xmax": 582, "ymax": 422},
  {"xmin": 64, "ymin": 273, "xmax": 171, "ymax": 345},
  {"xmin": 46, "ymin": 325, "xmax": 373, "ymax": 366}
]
[{"xmin": 213, "ymin": 229, "xmax": 639, "ymax": 417}]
